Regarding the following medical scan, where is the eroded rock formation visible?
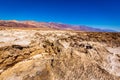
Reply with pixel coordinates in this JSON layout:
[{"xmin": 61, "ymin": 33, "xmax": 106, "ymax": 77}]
[{"xmin": 0, "ymin": 29, "xmax": 120, "ymax": 80}]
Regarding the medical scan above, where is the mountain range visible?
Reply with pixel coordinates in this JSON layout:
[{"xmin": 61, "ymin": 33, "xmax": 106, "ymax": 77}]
[{"xmin": 0, "ymin": 20, "xmax": 116, "ymax": 32}]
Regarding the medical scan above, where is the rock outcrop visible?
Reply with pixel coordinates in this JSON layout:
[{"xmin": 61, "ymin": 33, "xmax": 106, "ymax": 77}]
[{"xmin": 0, "ymin": 29, "xmax": 120, "ymax": 80}]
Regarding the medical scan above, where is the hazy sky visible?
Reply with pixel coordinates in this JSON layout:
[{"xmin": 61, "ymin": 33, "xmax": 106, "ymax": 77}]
[{"xmin": 0, "ymin": 0, "xmax": 120, "ymax": 31}]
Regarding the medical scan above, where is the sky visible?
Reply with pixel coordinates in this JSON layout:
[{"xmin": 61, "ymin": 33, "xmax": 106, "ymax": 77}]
[{"xmin": 0, "ymin": 0, "xmax": 120, "ymax": 31}]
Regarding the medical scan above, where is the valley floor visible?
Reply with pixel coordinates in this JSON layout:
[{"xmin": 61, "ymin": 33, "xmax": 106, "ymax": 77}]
[{"xmin": 0, "ymin": 29, "xmax": 120, "ymax": 80}]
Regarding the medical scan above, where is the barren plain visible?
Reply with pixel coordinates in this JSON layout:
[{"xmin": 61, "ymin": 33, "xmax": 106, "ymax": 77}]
[{"xmin": 0, "ymin": 28, "xmax": 120, "ymax": 80}]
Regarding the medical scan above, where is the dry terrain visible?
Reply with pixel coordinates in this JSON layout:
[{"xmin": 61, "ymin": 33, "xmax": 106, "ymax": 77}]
[{"xmin": 0, "ymin": 28, "xmax": 120, "ymax": 80}]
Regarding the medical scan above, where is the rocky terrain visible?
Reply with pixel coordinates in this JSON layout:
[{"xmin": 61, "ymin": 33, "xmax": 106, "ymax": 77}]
[{"xmin": 0, "ymin": 28, "xmax": 119, "ymax": 80}]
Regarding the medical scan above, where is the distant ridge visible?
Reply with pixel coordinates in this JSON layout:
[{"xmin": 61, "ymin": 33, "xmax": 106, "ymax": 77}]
[{"xmin": 0, "ymin": 20, "xmax": 116, "ymax": 32}]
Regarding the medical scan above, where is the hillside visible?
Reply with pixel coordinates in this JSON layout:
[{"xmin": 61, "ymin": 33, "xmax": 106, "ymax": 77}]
[
  {"xmin": 0, "ymin": 20, "xmax": 116, "ymax": 32},
  {"xmin": 0, "ymin": 28, "xmax": 120, "ymax": 80}
]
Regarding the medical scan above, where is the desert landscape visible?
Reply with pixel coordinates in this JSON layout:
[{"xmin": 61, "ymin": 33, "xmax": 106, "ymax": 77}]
[{"xmin": 0, "ymin": 21, "xmax": 120, "ymax": 80}]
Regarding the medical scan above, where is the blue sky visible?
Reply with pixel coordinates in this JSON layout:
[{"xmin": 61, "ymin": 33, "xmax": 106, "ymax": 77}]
[{"xmin": 0, "ymin": 0, "xmax": 120, "ymax": 31}]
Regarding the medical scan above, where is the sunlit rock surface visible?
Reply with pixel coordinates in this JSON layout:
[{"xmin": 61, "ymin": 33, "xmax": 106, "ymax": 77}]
[{"xmin": 0, "ymin": 28, "xmax": 120, "ymax": 80}]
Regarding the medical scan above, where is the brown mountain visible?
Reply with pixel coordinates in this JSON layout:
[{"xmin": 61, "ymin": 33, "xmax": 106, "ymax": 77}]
[
  {"xmin": 0, "ymin": 20, "xmax": 116, "ymax": 32},
  {"xmin": 0, "ymin": 20, "xmax": 36, "ymax": 28}
]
